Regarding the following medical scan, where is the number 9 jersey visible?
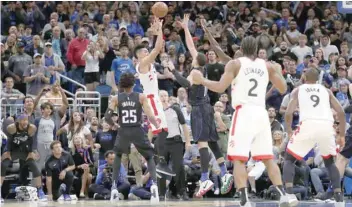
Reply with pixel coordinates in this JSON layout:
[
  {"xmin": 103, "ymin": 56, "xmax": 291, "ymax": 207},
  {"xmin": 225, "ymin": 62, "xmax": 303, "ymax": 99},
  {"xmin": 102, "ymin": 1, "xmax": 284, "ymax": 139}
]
[
  {"xmin": 298, "ymin": 84, "xmax": 333, "ymax": 122},
  {"xmin": 231, "ymin": 57, "xmax": 269, "ymax": 109}
]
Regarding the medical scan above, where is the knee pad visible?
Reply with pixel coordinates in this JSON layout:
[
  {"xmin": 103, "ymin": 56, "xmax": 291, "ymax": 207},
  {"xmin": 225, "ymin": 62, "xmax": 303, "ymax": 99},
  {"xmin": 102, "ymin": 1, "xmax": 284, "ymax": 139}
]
[
  {"xmin": 284, "ymin": 152, "xmax": 297, "ymax": 162},
  {"xmin": 323, "ymin": 156, "xmax": 334, "ymax": 167},
  {"xmin": 208, "ymin": 142, "xmax": 222, "ymax": 160}
]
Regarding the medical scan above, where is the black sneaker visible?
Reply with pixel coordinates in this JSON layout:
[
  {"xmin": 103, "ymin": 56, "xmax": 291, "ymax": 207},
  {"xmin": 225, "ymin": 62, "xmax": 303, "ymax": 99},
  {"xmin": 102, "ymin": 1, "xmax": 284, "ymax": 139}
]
[
  {"xmin": 156, "ymin": 162, "xmax": 176, "ymax": 176},
  {"xmin": 93, "ymin": 193, "xmax": 105, "ymax": 200},
  {"xmin": 333, "ymin": 192, "xmax": 344, "ymax": 203}
]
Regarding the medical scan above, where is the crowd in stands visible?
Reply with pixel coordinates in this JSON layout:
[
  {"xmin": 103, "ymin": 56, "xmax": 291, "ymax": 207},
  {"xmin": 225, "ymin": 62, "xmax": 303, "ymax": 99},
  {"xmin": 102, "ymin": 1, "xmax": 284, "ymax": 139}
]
[{"xmin": 1, "ymin": 1, "xmax": 352, "ymax": 202}]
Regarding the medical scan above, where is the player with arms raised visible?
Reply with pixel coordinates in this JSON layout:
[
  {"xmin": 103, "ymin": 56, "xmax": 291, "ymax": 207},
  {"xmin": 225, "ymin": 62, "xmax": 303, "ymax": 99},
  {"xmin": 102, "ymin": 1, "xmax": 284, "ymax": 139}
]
[
  {"xmin": 134, "ymin": 18, "xmax": 174, "ymax": 176},
  {"xmin": 192, "ymin": 36, "xmax": 294, "ymax": 207},
  {"xmin": 284, "ymin": 68, "xmax": 345, "ymax": 206}
]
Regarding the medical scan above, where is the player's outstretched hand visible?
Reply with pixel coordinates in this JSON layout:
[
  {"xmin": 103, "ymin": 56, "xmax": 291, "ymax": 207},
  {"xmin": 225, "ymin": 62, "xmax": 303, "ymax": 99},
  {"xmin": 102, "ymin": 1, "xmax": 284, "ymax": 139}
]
[
  {"xmin": 191, "ymin": 70, "xmax": 204, "ymax": 85},
  {"xmin": 200, "ymin": 19, "xmax": 210, "ymax": 34},
  {"xmin": 177, "ymin": 13, "xmax": 190, "ymax": 29}
]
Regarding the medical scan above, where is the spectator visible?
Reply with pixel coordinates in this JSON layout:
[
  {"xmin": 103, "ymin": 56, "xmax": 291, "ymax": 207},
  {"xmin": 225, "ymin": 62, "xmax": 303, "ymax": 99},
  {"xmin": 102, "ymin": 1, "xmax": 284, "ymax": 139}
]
[
  {"xmin": 291, "ymin": 35, "xmax": 313, "ymax": 64},
  {"xmin": 1, "ymin": 77, "xmax": 25, "ymax": 116},
  {"xmin": 127, "ymin": 14, "xmax": 144, "ymax": 38},
  {"xmin": 320, "ymin": 34, "xmax": 339, "ymax": 60},
  {"xmin": 270, "ymin": 41, "xmax": 297, "ymax": 67},
  {"xmin": 26, "ymin": 35, "xmax": 44, "ymax": 58},
  {"xmin": 42, "ymin": 42, "xmax": 65, "ymax": 84},
  {"xmin": 82, "ymin": 41, "xmax": 104, "ymax": 93},
  {"xmin": 8, "ymin": 42, "xmax": 33, "ymax": 94},
  {"xmin": 2, "ymin": 2, "xmax": 26, "ymax": 35},
  {"xmin": 45, "ymin": 141, "xmax": 75, "ymax": 201},
  {"xmin": 95, "ymin": 120, "xmax": 117, "ymax": 171},
  {"xmin": 33, "ymin": 102, "xmax": 56, "ymax": 173},
  {"xmin": 42, "ymin": 12, "xmax": 66, "ymax": 34},
  {"xmin": 72, "ymin": 135, "xmax": 94, "ymax": 198},
  {"xmin": 23, "ymin": 53, "xmax": 51, "ymax": 97},
  {"xmin": 90, "ymin": 151, "xmax": 130, "ymax": 200},
  {"xmin": 268, "ymin": 106, "xmax": 283, "ymax": 132},
  {"xmin": 214, "ymin": 101, "xmax": 230, "ymax": 157},
  {"xmin": 67, "ymin": 27, "xmax": 89, "ymax": 86},
  {"xmin": 206, "ymin": 50, "xmax": 225, "ymax": 105},
  {"xmin": 24, "ymin": 2, "xmax": 45, "ymax": 35}
]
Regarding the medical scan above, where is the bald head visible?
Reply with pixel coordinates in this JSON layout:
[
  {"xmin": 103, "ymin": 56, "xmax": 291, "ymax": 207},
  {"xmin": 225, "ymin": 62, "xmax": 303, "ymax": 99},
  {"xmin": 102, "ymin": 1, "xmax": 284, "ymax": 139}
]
[
  {"xmin": 159, "ymin": 90, "xmax": 169, "ymax": 103},
  {"xmin": 304, "ymin": 68, "xmax": 320, "ymax": 82}
]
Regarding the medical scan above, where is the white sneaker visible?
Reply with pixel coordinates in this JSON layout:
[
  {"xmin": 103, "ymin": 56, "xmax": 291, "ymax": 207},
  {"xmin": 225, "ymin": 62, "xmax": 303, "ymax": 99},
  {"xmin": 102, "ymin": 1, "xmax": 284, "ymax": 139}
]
[
  {"xmin": 220, "ymin": 173, "xmax": 234, "ymax": 194},
  {"xmin": 110, "ymin": 189, "xmax": 119, "ymax": 202},
  {"xmin": 150, "ymin": 184, "xmax": 159, "ymax": 203},
  {"xmin": 195, "ymin": 180, "xmax": 214, "ymax": 198},
  {"xmin": 279, "ymin": 194, "xmax": 298, "ymax": 207},
  {"xmin": 214, "ymin": 188, "xmax": 220, "ymax": 195}
]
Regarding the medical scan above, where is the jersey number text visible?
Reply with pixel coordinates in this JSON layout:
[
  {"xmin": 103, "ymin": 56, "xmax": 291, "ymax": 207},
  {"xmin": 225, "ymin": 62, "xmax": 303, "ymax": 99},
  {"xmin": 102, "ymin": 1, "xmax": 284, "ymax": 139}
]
[
  {"xmin": 122, "ymin": 110, "xmax": 137, "ymax": 124},
  {"xmin": 248, "ymin": 78, "xmax": 258, "ymax": 97},
  {"xmin": 310, "ymin": 95, "xmax": 320, "ymax": 107}
]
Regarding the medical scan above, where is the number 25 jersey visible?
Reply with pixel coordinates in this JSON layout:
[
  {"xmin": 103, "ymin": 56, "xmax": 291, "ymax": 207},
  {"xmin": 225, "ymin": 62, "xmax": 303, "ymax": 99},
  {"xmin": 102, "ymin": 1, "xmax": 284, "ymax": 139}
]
[
  {"xmin": 231, "ymin": 57, "xmax": 269, "ymax": 109},
  {"xmin": 298, "ymin": 84, "xmax": 333, "ymax": 122},
  {"xmin": 118, "ymin": 92, "xmax": 143, "ymax": 127}
]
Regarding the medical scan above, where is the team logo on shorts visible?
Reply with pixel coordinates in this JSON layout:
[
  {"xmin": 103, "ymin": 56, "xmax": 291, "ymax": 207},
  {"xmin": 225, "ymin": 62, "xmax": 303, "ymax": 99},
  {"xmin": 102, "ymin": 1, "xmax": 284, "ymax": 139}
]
[{"xmin": 229, "ymin": 140, "xmax": 235, "ymax": 148}]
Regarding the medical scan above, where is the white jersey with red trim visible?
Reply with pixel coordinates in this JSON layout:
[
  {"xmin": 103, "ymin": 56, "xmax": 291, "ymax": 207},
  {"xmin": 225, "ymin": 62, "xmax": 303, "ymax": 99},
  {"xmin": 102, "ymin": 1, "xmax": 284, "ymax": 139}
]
[
  {"xmin": 231, "ymin": 57, "xmax": 269, "ymax": 108},
  {"xmin": 298, "ymin": 84, "xmax": 333, "ymax": 122},
  {"xmin": 136, "ymin": 63, "xmax": 159, "ymax": 96},
  {"xmin": 136, "ymin": 63, "xmax": 168, "ymax": 134}
]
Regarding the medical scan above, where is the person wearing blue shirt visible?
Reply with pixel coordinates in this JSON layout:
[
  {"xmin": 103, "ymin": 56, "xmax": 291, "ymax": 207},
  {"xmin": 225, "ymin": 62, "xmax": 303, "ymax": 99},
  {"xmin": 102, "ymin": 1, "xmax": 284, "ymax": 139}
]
[
  {"xmin": 110, "ymin": 45, "xmax": 141, "ymax": 92},
  {"xmin": 127, "ymin": 15, "xmax": 144, "ymax": 38},
  {"xmin": 89, "ymin": 151, "xmax": 130, "ymax": 200}
]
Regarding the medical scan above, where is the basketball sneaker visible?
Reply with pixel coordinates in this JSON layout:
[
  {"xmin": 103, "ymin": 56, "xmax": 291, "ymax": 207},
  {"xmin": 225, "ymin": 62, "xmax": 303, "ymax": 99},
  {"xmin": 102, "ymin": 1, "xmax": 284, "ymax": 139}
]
[
  {"xmin": 220, "ymin": 173, "xmax": 234, "ymax": 194},
  {"xmin": 195, "ymin": 179, "xmax": 214, "ymax": 197},
  {"xmin": 110, "ymin": 188, "xmax": 119, "ymax": 202},
  {"xmin": 37, "ymin": 188, "xmax": 47, "ymax": 201},
  {"xmin": 150, "ymin": 183, "xmax": 159, "ymax": 203},
  {"xmin": 279, "ymin": 193, "xmax": 298, "ymax": 207}
]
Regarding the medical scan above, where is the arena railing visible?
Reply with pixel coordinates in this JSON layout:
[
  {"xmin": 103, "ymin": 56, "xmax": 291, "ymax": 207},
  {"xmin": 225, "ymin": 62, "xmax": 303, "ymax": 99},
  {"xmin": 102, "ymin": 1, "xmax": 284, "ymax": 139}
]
[{"xmin": 74, "ymin": 91, "xmax": 101, "ymax": 119}]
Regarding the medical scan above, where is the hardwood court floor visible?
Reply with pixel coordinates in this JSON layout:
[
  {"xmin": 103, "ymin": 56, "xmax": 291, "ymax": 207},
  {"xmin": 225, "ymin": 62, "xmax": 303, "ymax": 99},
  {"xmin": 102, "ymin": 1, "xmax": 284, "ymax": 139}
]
[{"xmin": 1, "ymin": 199, "xmax": 352, "ymax": 207}]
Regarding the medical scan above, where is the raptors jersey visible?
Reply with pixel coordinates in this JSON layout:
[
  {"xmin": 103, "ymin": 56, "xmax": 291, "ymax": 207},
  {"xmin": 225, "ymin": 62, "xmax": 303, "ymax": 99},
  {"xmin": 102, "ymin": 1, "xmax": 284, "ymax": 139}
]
[
  {"xmin": 136, "ymin": 63, "xmax": 159, "ymax": 95},
  {"xmin": 298, "ymin": 84, "xmax": 333, "ymax": 122},
  {"xmin": 231, "ymin": 57, "xmax": 269, "ymax": 108}
]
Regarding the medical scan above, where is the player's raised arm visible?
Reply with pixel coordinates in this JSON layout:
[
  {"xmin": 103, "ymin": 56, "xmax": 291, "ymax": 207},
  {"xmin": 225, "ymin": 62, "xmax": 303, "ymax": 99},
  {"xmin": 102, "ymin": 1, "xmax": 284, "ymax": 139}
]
[
  {"xmin": 284, "ymin": 88, "xmax": 298, "ymax": 136},
  {"xmin": 328, "ymin": 89, "xmax": 346, "ymax": 138},
  {"xmin": 104, "ymin": 95, "xmax": 118, "ymax": 126},
  {"xmin": 200, "ymin": 19, "xmax": 232, "ymax": 64},
  {"xmin": 192, "ymin": 59, "xmax": 237, "ymax": 93},
  {"xmin": 178, "ymin": 14, "xmax": 197, "ymax": 59},
  {"xmin": 139, "ymin": 18, "xmax": 164, "ymax": 73},
  {"xmin": 140, "ymin": 94, "xmax": 159, "ymax": 128},
  {"xmin": 267, "ymin": 62, "xmax": 287, "ymax": 94}
]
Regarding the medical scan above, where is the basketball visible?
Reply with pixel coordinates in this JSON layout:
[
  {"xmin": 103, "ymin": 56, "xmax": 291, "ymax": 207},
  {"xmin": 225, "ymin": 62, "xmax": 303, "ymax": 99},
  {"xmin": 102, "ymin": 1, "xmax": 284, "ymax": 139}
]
[{"xmin": 152, "ymin": 2, "xmax": 168, "ymax": 18}]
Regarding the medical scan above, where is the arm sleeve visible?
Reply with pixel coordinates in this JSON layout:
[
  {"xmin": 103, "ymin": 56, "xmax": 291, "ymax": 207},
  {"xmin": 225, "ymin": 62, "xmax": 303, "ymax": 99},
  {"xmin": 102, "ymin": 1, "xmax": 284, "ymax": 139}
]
[
  {"xmin": 171, "ymin": 70, "xmax": 191, "ymax": 88},
  {"xmin": 171, "ymin": 105, "xmax": 186, "ymax": 125}
]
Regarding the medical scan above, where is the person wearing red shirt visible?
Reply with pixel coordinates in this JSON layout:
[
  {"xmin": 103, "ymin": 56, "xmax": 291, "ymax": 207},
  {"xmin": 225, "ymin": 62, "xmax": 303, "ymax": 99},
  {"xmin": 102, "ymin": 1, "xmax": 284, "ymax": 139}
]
[{"xmin": 66, "ymin": 27, "xmax": 89, "ymax": 89}]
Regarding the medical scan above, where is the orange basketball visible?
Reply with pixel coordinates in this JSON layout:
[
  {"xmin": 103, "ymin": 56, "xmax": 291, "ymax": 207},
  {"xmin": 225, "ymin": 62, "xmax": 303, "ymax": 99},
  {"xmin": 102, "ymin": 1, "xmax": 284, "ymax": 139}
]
[{"xmin": 152, "ymin": 2, "xmax": 168, "ymax": 18}]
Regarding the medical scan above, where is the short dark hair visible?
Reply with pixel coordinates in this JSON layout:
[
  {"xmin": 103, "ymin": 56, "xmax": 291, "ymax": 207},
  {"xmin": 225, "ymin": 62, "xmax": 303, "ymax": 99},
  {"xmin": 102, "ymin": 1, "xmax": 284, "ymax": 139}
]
[
  {"xmin": 134, "ymin": 44, "xmax": 146, "ymax": 58},
  {"xmin": 196, "ymin": 53, "xmax": 207, "ymax": 67},
  {"xmin": 50, "ymin": 140, "xmax": 61, "ymax": 150},
  {"xmin": 23, "ymin": 96, "xmax": 34, "ymax": 104},
  {"xmin": 241, "ymin": 36, "xmax": 258, "ymax": 56},
  {"xmin": 119, "ymin": 72, "xmax": 135, "ymax": 89},
  {"xmin": 305, "ymin": 68, "xmax": 320, "ymax": 82},
  {"xmin": 104, "ymin": 150, "xmax": 115, "ymax": 158},
  {"xmin": 40, "ymin": 102, "xmax": 54, "ymax": 111}
]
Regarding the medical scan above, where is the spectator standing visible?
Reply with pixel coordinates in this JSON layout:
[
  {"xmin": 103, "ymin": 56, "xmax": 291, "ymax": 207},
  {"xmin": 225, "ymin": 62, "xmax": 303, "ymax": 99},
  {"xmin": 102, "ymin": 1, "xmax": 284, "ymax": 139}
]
[
  {"xmin": 127, "ymin": 14, "xmax": 144, "ymax": 38},
  {"xmin": 320, "ymin": 34, "xmax": 339, "ymax": 60},
  {"xmin": 42, "ymin": 42, "xmax": 65, "ymax": 84},
  {"xmin": 23, "ymin": 53, "xmax": 51, "ymax": 97},
  {"xmin": 214, "ymin": 101, "xmax": 230, "ymax": 157},
  {"xmin": 24, "ymin": 2, "xmax": 45, "ymax": 35},
  {"xmin": 26, "ymin": 35, "xmax": 44, "ymax": 58},
  {"xmin": 8, "ymin": 42, "xmax": 33, "ymax": 94},
  {"xmin": 81, "ymin": 41, "xmax": 104, "ymax": 94},
  {"xmin": 291, "ymin": 35, "xmax": 313, "ymax": 64},
  {"xmin": 67, "ymin": 28, "xmax": 89, "ymax": 87},
  {"xmin": 206, "ymin": 50, "xmax": 225, "ymax": 105},
  {"xmin": 42, "ymin": 12, "xmax": 66, "ymax": 34},
  {"xmin": 45, "ymin": 141, "xmax": 75, "ymax": 201}
]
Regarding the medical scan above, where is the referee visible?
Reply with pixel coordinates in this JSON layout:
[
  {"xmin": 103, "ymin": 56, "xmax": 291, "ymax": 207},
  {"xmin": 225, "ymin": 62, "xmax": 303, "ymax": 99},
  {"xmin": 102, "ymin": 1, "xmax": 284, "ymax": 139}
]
[{"xmin": 157, "ymin": 90, "xmax": 191, "ymax": 200}]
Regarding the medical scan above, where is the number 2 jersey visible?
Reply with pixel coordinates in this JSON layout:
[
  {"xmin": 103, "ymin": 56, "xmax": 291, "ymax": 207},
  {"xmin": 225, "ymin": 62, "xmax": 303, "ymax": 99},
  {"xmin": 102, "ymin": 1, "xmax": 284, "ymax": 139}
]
[
  {"xmin": 231, "ymin": 57, "xmax": 269, "ymax": 108},
  {"xmin": 118, "ymin": 92, "xmax": 142, "ymax": 127},
  {"xmin": 298, "ymin": 84, "xmax": 333, "ymax": 122}
]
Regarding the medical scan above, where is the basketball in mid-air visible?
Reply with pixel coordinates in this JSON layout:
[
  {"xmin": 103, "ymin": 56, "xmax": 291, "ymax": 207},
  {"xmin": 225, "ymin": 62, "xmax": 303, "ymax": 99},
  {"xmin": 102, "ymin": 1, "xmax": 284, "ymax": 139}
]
[{"xmin": 152, "ymin": 2, "xmax": 168, "ymax": 18}]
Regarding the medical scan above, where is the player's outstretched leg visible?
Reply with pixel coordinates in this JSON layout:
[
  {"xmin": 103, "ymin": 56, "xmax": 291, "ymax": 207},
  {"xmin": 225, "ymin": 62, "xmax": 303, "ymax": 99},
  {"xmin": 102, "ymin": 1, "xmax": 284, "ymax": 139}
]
[
  {"xmin": 195, "ymin": 142, "xmax": 214, "ymax": 197},
  {"xmin": 208, "ymin": 141, "xmax": 233, "ymax": 194}
]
